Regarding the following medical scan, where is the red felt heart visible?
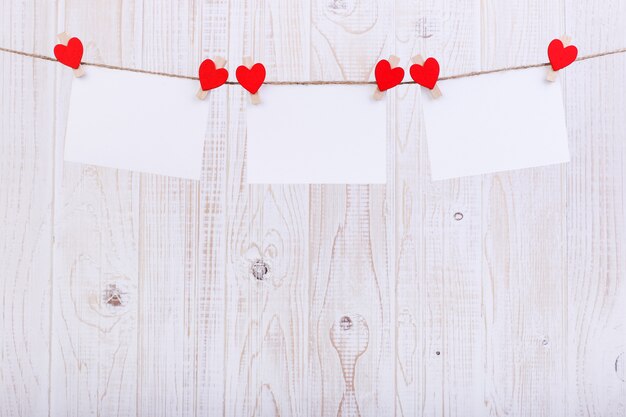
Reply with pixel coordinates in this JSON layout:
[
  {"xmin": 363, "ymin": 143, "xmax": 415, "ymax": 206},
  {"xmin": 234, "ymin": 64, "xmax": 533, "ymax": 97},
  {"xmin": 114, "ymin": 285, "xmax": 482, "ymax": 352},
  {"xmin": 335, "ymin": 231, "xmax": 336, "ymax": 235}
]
[
  {"xmin": 548, "ymin": 39, "xmax": 578, "ymax": 71},
  {"xmin": 236, "ymin": 63, "xmax": 266, "ymax": 94},
  {"xmin": 54, "ymin": 37, "xmax": 83, "ymax": 69},
  {"xmin": 198, "ymin": 59, "xmax": 229, "ymax": 91},
  {"xmin": 409, "ymin": 57, "xmax": 440, "ymax": 90},
  {"xmin": 374, "ymin": 59, "xmax": 405, "ymax": 91}
]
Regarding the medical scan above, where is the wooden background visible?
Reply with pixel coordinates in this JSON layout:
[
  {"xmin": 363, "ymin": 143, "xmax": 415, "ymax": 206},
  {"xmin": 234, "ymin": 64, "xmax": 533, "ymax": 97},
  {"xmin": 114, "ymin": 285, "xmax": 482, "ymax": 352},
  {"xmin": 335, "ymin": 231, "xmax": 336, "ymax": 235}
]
[{"xmin": 1, "ymin": 0, "xmax": 625, "ymax": 415}]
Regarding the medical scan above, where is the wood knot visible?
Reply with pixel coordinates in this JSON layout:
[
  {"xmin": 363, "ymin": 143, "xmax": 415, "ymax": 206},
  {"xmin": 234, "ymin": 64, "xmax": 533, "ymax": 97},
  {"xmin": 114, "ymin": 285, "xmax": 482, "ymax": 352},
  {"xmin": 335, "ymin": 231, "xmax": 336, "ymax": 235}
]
[
  {"xmin": 103, "ymin": 283, "xmax": 124, "ymax": 307},
  {"xmin": 250, "ymin": 259, "xmax": 270, "ymax": 280},
  {"xmin": 330, "ymin": 314, "xmax": 369, "ymax": 354},
  {"xmin": 454, "ymin": 212, "xmax": 464, "ymax": 221},
  {"xmin": 415, "ymin": 17, "xmax": 435, "ymax": 39},
  {"xmin": 340, "ymin": 316, "xmax": 353, "ymax": 330},
  {"xmin": 326, "ymin": 0, "xmax": 353, "ymax": 15}
]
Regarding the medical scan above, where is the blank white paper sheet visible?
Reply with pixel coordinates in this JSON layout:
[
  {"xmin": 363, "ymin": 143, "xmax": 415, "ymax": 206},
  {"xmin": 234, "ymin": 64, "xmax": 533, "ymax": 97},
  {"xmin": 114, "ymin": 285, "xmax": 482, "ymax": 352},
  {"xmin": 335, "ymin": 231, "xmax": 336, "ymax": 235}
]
[
  {"xmin": 246, "ymin": 85, "xmax": 386, "ymax": 184},
  {"xmin": 64, "ymin": 66, "xmax": 209, "ymax": 180},
  {"xmin": 422, "ymin": 67, "xmax": 570, "ymax": 180}
]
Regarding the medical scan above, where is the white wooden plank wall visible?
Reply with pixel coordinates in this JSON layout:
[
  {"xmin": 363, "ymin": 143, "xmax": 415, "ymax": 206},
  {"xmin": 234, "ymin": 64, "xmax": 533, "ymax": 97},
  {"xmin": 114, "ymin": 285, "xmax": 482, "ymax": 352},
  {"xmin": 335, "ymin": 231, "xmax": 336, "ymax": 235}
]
[{"xmin": 1, "ymin": 0, "xmax": 625, "ymax": 416}]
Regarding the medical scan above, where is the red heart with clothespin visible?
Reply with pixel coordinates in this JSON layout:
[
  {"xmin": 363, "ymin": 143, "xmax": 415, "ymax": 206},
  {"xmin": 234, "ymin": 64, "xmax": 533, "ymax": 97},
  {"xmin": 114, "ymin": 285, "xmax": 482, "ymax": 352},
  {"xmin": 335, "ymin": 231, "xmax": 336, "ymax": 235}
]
[
  {"xmin": 409, "ymin": 57, "xmax": 440, "ymax": 90},
  {"xmin": 54, "ymin": 37, "xmax": 83, "ymax": 69},
  {"xmin": 199, "ymin": 59, "xmax": 229, "ymax": 91},
  {"xmin": 374, "ymin": 59, "xmax": 404, "ymax": 91},
  {"xmin": 548, "ymin": 39, "xmax": 578, "ymax": 71},
  {"xmin": 236, "ymin": 63, "xmax": 266, "ymax": 94}
]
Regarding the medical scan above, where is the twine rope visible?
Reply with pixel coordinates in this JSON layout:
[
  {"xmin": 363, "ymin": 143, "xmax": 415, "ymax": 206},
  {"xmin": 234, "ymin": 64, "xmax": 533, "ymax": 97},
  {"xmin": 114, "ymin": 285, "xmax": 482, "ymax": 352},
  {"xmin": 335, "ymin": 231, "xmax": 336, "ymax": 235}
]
[{"xmin": 1, "ymin": 45, "xmax": 625, "ymax": 83}]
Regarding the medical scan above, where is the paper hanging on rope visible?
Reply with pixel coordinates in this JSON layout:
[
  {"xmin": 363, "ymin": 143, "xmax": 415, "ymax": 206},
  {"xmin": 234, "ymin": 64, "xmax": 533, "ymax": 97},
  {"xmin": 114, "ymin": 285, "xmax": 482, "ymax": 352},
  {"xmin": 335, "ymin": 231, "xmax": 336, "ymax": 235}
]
[
  {"xmin": 64, "ymin": 66, "xmax": 209, "ymax": 179},
  {"xmin": 422, "ymin": 66, "xmax": 570, "ymax": 180},
  {"xmin": 246, "ymin": 85, "xmax": 387, "ymax": 184}
]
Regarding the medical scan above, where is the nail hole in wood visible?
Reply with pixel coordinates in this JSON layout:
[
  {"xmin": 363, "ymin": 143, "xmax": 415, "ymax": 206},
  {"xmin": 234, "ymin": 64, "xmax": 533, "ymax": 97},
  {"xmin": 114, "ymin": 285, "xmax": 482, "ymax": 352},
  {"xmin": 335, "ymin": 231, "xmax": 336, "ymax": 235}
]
[
  {"xmin": 340, "ymin": 316, "xmax": 353, "ymax": 330},
  {"xmin": 542, "ymin": 338, "xmax": 549, "ymax": 346},
  {"xmin": 435, "ymin": 351, "xmax": 441, "ymax": 356},
  {"xmin": 454, "ymin": 212, "xmax": 463, "ymax": 221},
  {"xmin": 250, "ymin": 259, "xmax": 269, "ymax": 281},
  {"xmin": 103, "ymin": 283, "xmax": 124, "ymax": 307}
]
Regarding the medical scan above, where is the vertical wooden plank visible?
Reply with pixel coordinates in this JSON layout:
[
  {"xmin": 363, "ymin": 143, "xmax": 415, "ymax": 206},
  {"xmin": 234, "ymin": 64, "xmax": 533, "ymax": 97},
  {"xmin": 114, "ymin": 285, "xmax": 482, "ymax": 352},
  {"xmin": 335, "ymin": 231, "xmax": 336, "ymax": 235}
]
[
  {"xmin": 436, "ymin": 182, "xmax": 484, "ymax": 417},
  {"xmin": 309, "ymin": 185, "xmax": 394, "ymax": 416},
  {"xmin": 565, "ymin": 54, "xmax": 626, "ymax": 417},
  {"xmin": 194, "ymin": 95, "xmax": 229, "ymax": 417},
  {"xmin": 134, "ymin": 1, "xmax": 204, "ymax": 415},
  {"xmin": 393, "ymin": 0, "xmax": 482, "ymax": 416},
  {"xmin": 50, "ymin": 2, "xmax": 144, "ymax": 416},
  {"xmin": 0, "ymin": 0, "xmax": 57, "ymax": 55},
  {"xmin": 50, "ymin": 81, "xmax": 140, "ymax": 417},
  {"xmin": 481, "ymin": 0, "xmax": 564, "ymax": 68},
  {"xmin": 1, "ymin": 3, "xmax": 58, "ymax": 415},
  {"xmin": 563, "ymin": 29, "xmax": 626, "ymax": 417},
  {"xmin": 482, "ymin": 169, "xmax": 567, "ymax": 417},
  {"xmin": 138, "ymin": 177, "xmax": 200, "ymax": 417},
  {"xmin": 194, "ymin": 1, "xmax": 230, "ymax": 415},
  {"xmin": 309, "ymin": 1, "xmax": 394, "ymax": 416},
  {"xmin": 564, "ymin": 0, "xmax": 626, "ymax": 54},
  {"xmin": 0, "ymin": 52, "xmax": 54, "ymax": 417},
  {"xmin": 62, "ymin": 0, "xmax": 144, "ymax": 69},
  {"xmin": 225, "ymin": 0, "xmax": 311, "ymax": 415},
  {"xmin": 481, "ymin": 1, "xmax": 567, "ymax": 416}
]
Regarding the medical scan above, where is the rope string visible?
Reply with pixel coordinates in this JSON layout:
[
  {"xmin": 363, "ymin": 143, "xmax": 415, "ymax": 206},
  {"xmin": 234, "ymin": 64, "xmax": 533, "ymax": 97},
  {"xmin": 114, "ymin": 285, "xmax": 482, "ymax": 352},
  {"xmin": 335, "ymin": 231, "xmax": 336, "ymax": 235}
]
[{"xmin": 1, "ymin": 45, "xmax": 625, "ymax": 84}]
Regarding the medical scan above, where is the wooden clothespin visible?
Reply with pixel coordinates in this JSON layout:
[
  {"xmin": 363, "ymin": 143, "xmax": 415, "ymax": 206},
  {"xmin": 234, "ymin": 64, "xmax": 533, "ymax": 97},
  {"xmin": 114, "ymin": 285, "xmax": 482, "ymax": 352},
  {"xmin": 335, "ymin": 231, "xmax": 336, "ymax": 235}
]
[
  {"xmin": 196, "ymin": 56, "xmax": 228, "ymax": 100},
  {"xmin": 411, "ymin": 55, "xmax": 442, "ymax": 99},
  {"xmin": 373, "ymin": 55, "xmax": 401, "ymax": 100},
  {"xmin": 547, "ymin": 36, "xmax": 574, "ymax": 82},
  {"xmin": 56, "ymin": 32, "xmax": 85, "ymax": 78}
]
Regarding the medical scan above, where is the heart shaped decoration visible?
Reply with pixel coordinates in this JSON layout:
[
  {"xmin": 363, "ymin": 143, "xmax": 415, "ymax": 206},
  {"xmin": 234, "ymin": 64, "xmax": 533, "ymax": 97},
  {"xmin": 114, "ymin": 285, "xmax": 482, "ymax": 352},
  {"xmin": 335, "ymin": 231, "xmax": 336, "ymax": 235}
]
[
  {"xmin": 548, "ymin": 39, "xmax": 578, "ymax": 71},
  {"xmin": 199, "ymin": 59, "xmax": 229, "ymax": 91},
  {"xmin": 54, "ymin": 37, "xmax": 84, "ymax": 69},
  {"xmin": 374, "ymin": 59, "xmax": 405, "ymax": 92},
  {"xmin": 236, "ymin": 63, "xmax": 266, "ymax": 94},
  {"xmin": 409, "ymin": 57, "xmax": 440, "ymax": 90}
]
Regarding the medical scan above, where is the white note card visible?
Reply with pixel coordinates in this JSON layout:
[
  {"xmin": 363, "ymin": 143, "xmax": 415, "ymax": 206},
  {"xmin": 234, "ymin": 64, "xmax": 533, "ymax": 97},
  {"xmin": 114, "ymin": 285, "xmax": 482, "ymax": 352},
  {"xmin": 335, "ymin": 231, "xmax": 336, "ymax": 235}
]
[
  {"xmin": 422, "ymin": 67, "xmax": 570, "ymax": 180},
  {"xmin": 64, "ymin": 66, "xmax": 209, "ymax": 180},
  {"xmin": 246, "ymin": 85, "xmax": 386, "ymax": 184}
]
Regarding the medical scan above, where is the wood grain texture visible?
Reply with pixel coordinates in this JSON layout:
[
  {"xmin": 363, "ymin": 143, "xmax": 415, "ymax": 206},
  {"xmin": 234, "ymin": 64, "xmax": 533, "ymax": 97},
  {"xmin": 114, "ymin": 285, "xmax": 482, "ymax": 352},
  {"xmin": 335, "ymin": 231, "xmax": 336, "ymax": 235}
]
[
  {"xmin": 51, "ymin": 166, "xmax": 139, "ymax": 417},
  {"xmin": 309, "ymin": 2, "xmax": 395, "ymax": 416},
  {"xmin": 564, "ymin": 3, "xmax": 626, "ymax": 415},
  {"xmin": 1, "ymin": 0, "xmax": 626, "ymax": 415},
  {"xmin": 49, "ymin": 2, "xmax": 142, "ymax": 416},
  {"xmin": 224, "ymin": 1, "xmax": 311, "ymax": 416},
  {"xmin": 50, "ymin": 75, "xmax": 140, "ymax": 416},
  {"xmin": 564, "ymin": 54, "xmax": 626, "ymax": 417},
  {"xmin": 0, "ymin": 52, "xmax": 54, "ymax": 417},
  {"xmin": 0, "ymin": 3, "xmax": 57, "ymax": 415},
  {"xmin": 194, "ymin": 3, "xmax": 230, "ymax": 416},
  {"xmin": 393, "ymin": 1, "xmax": 483, "ymax": 416},
  {"xmin": 0, "ymin": 0, "xmax": 56, "ymax": 55},
  {"xmin": 480, "ymin": 2, "xmax": 567, "ymax": 416},
  {"xmin": 134, "ymin": 2, "xmax": 203, "ymax": 415}
]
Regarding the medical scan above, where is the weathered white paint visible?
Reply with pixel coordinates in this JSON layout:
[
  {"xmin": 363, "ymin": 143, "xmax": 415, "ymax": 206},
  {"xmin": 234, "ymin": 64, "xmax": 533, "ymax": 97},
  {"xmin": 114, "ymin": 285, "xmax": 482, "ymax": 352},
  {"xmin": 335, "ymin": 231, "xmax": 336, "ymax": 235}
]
[{"xmin": 1, "ymin": 0, "xmax": 625, "ymax": 416}]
